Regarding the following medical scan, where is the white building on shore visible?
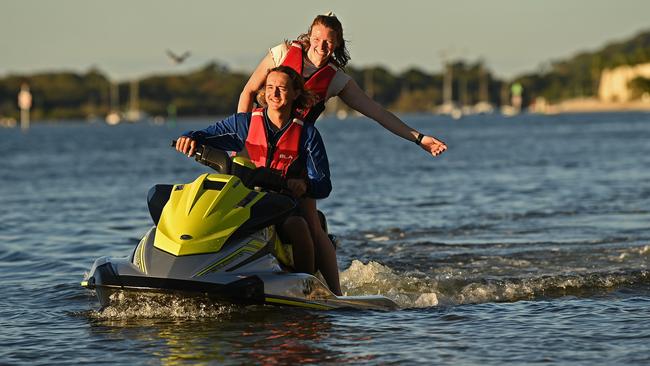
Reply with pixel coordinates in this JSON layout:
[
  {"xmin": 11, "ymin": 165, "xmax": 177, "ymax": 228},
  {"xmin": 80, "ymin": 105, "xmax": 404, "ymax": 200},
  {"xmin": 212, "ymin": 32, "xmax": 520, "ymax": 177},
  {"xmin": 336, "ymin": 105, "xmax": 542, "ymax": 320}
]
[{"xmin": 598, "ymin": 62, "xmax": 650, "ymax": 102}]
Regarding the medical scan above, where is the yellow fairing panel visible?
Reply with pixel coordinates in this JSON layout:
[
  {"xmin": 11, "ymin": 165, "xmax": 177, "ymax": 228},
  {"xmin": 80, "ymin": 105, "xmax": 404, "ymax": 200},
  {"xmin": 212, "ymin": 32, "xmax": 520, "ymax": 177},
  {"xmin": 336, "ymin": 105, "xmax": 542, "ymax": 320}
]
[
  {"xmin": 273, "ymin": 234, "xmax": 294, "ymax": 268},
  {"xmin": 154, "ymin": 173, "xmax": 264, "ymax": 256},
  {"xmin": 232, "ymin": 156, "xmax": 256, "ymax": 170}
]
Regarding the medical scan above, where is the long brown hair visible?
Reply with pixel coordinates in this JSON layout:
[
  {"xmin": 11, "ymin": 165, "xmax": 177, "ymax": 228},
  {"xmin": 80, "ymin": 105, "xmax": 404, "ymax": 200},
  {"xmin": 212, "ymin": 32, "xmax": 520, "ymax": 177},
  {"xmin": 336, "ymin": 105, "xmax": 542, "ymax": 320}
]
[
  {"xmin": 256, "ymin": 66, "xmax": 316, "ymax": 111},
  {"xmin": 296, "ymin": 14, "xmax": 350, "ymax": 69}
]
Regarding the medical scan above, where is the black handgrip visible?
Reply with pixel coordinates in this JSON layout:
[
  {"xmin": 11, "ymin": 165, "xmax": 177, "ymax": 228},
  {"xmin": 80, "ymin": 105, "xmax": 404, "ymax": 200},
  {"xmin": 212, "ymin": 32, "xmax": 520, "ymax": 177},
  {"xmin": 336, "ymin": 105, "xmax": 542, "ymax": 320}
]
[
  {"xmin": 243, "ymin": 167, "xmax": 288, "ymax": 192},
  {"xmin": 172, "ymin": 139, "xmax": 232, "ymax": 173},
  {"xmin": 197, "ymin": 145, "xmax": 231, "ymax": 173}
]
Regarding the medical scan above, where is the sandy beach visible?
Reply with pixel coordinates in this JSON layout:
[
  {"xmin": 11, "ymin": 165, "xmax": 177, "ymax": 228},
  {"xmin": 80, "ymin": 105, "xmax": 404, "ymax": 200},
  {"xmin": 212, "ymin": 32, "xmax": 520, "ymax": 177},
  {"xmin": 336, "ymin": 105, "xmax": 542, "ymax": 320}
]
[{"xmin": 536, "ymin": 97, "xmax": 650, "ymax": 114}]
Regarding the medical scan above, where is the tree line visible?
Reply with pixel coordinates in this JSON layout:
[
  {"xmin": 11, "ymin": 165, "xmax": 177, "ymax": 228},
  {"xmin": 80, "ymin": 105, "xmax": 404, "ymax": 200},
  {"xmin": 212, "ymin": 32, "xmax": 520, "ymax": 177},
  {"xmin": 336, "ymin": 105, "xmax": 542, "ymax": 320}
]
[
  {"xmin": 0, "ymin": 61, "xmax": 505, "ymax": 120},
  {"xmin": 1, "ymin": 29, "xmax": 649, "ymax": 120},
  {"xmin": 513, "ymin": 29, "xmax": 650, "ymax": 105}
]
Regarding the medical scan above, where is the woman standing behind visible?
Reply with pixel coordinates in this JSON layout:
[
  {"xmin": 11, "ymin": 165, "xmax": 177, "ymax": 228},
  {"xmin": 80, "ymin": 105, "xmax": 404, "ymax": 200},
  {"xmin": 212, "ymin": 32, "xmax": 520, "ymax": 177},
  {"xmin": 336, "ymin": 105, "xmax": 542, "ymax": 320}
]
[
  {"xmin": 238, "ymin": 13, "xmax": 447, "ymax": 295},
  {"xmin": 238, "ymin": 13, "xmax": 447, "ymax": 156}
]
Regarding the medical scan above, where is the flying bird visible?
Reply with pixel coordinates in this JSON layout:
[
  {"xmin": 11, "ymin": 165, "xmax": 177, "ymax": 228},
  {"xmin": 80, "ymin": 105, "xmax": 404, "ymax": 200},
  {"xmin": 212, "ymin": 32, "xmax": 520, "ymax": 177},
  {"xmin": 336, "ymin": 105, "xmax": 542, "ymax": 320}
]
[{"xmin": 166, "ymin": 49, "xmax": 191, "ymax": 65}]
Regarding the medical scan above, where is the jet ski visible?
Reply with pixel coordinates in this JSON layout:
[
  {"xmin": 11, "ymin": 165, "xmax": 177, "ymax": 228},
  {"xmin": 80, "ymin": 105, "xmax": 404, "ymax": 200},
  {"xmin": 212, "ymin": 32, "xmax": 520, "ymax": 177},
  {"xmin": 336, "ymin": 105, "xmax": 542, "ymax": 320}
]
[{"xmin": 81, "ymin": 142, "xmax": 398, "ymax": 311}]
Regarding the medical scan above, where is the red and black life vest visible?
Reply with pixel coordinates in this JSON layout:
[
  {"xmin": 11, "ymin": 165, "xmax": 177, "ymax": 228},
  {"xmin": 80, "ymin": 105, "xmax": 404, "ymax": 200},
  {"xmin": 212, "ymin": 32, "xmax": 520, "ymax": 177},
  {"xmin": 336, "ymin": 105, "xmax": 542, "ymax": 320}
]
[
  {"xmin": 245, "ymin": 108, "xmax": 304, "ymax": 177},
  {"xmin": 281, "ymin": 41, "xmax": 338, "ymax": 123}
]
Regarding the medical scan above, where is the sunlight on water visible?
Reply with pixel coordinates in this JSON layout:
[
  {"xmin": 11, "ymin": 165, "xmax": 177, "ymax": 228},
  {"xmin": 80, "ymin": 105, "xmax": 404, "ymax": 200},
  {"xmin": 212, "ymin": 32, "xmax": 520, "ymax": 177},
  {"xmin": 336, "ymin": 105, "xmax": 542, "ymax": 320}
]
[
  {"xmin": 364, "ymin": 233, "xmax": 391, "ymax": 242},
  {"xmin": 451, "ymin": 269, "xmax": 650, "ymax": 304},
  {"xmin": 340, "ymin": 260, "xmax": 439, "ymax": 308},
  {"xmin": 340, "ymin": 259, "xmax": 650, "ymax": 308},
  {"xmin": 617, "ymin": 244, "xmax": 650, "ymax": 260}
]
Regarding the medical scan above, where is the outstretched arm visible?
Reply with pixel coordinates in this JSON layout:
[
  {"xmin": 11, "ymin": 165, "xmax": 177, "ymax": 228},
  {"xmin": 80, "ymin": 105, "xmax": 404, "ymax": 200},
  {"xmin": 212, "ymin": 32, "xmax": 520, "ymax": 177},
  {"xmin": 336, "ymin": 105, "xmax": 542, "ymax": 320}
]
[
  {"xmin": 237, "ymin": 52, "xmax": 276, "ymax": 113},
  {"xmin": 338, "ymin": 79, "xmax": 447, "ymax": 157}
]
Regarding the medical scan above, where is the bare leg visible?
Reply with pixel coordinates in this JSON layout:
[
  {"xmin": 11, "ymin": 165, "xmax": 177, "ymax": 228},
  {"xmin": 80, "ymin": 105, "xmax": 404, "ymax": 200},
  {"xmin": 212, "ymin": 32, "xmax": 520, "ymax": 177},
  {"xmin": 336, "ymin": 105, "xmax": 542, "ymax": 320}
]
[
  {"xmin": 300, "ymin": 198, "xmax": 342, "ymax": 296},
  {"xmin": 282, "ymin": 216, "xmax": 315, "ymax": 274}
]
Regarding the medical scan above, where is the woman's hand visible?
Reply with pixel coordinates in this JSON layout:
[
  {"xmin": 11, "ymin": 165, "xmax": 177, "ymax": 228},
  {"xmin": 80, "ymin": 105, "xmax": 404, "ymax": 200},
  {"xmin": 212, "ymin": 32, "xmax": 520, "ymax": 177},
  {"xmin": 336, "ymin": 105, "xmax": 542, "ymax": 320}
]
[
  {"xmin": 420, "ymin": 135, "xmax": 447, "ymax": 157},
  {"xmin": 287, "ymin": 178, "xmax": 307, "ymax": 198},
  {"xmin": 176, "ymin": 136, "xmax": 197, "ymax": 157}
]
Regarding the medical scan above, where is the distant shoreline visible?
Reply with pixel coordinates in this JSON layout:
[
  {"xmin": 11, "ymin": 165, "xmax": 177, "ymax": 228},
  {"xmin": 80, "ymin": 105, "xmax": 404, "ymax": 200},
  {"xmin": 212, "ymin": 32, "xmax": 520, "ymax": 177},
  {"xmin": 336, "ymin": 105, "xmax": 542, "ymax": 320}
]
[
  {"xmin": 535, "ymin": 97, "xmax": 650, "ymax": 114},
  {"xmin": 4, "ymin": 106, "xmax": 650, "ymax": 127}
]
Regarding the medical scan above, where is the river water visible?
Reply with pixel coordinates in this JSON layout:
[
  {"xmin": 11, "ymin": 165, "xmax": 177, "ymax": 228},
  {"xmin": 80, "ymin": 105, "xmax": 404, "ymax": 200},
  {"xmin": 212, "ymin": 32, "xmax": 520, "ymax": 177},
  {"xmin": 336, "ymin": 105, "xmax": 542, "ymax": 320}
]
[{"xmin": 1, "ymin": 112, "xmax": 649, "ymax": 365}]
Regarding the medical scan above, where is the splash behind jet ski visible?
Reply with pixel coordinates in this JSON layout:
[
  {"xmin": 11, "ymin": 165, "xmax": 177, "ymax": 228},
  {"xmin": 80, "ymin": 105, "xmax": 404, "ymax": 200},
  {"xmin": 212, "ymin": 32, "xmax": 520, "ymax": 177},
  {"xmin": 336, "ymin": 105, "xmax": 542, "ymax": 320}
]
[{"xmin": 81, "ymin": 142, "xmax": 398, "ymax": 311}]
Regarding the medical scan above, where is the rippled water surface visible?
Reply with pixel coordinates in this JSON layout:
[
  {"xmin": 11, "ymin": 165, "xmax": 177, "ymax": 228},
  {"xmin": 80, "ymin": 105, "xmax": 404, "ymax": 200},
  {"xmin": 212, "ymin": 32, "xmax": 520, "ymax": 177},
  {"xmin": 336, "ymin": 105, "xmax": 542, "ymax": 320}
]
[{"xmin": 1, "ymin": 112, "xmax": 649, "ymax": 365}]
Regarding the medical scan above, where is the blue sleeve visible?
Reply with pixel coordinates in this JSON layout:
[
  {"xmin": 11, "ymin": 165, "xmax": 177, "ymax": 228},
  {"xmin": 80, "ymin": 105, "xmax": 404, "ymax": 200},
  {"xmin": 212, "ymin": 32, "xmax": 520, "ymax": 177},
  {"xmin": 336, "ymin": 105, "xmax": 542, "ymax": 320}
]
[
  {"xmin": 181, "ymin": 113, "xmax": 251, "ymax": 152},
  {"xmin": 302, "ymin": 125, "xmax": 332, "ymax": 199}
]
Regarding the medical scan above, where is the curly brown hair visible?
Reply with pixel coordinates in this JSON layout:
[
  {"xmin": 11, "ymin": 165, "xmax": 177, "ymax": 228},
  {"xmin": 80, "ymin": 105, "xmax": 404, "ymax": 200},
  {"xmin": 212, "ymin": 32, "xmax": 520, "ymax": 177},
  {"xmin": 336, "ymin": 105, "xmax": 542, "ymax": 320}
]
[
  {"xmin": 296, "ymin": 14, "xmax": 350, "ymax": 69},
  {"xmin": 256, "ymin": 66, "xmax": 316, "ymax": 111}
]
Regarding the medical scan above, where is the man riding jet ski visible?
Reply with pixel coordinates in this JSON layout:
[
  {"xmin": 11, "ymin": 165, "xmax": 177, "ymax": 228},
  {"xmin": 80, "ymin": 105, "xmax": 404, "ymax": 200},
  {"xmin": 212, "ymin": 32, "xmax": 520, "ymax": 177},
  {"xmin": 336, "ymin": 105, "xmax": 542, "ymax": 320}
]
[{"xmin": 81, "ymin": 67, "xmax": 398, "ymax": 310}]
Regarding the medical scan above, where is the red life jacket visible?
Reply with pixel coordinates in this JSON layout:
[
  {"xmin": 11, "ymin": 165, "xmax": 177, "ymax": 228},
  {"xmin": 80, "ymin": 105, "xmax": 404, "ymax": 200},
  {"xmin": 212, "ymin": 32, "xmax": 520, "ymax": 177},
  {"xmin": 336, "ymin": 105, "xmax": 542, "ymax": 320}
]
[
  {"xmin": 282, "ymin": 41, "xmax": 338, "ymax": 122},
  {"xmin": 245, "ymin": 108, "xmax": 304, "ymax": 177}
]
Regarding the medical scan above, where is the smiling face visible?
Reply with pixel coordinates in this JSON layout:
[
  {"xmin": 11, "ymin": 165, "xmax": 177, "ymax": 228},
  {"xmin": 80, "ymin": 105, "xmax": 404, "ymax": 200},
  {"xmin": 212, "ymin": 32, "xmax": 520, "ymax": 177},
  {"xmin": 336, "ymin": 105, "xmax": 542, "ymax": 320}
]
[
  {"xmin": 264, "ymin": 71, "xmax": 299, "ymax": 112},
  {"xmin": 307, "ymin": 23, "xmax": 339, "ymax": 68}
]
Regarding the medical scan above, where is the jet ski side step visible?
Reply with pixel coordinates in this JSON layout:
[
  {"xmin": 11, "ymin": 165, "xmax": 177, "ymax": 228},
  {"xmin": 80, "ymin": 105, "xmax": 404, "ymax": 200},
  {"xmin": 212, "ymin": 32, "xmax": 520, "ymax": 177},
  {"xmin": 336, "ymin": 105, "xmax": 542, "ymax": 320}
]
[
  {"xmin": 264, "ymin": 294, "xmax": 399, "ymax": 311},
  {"xmin": 84, "ymin": 263, "xmax": 399, "ymax": 311}
]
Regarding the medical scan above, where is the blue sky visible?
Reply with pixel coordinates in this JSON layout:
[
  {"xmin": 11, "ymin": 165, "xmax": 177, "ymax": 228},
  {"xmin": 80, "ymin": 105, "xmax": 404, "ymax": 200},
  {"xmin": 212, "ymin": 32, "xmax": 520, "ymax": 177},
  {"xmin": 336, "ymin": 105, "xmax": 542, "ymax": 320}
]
[{"xmin": 2, "ymin": 0, "xmax": 649, "ymax": 81}]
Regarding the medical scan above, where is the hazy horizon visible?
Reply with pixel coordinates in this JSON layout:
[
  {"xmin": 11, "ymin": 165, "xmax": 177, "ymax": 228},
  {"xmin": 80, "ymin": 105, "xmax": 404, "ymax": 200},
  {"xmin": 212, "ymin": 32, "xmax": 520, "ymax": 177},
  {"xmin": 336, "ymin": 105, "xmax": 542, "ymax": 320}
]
[{"xmin": 2, "ymin": 0, "xmax": 649, "ymax": 81}]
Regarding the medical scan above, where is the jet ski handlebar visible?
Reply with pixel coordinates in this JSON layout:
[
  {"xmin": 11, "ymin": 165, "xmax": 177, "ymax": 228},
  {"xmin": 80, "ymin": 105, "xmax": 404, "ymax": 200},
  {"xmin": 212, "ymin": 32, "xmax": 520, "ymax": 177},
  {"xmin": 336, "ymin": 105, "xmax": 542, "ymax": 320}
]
[
  {"xmin": 171, "ymin": 140, "xmax": 288, "ymax": 193},
  {"xmin": 171, "ymin": 139, "xmax": 232, "ymax": 173}
]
